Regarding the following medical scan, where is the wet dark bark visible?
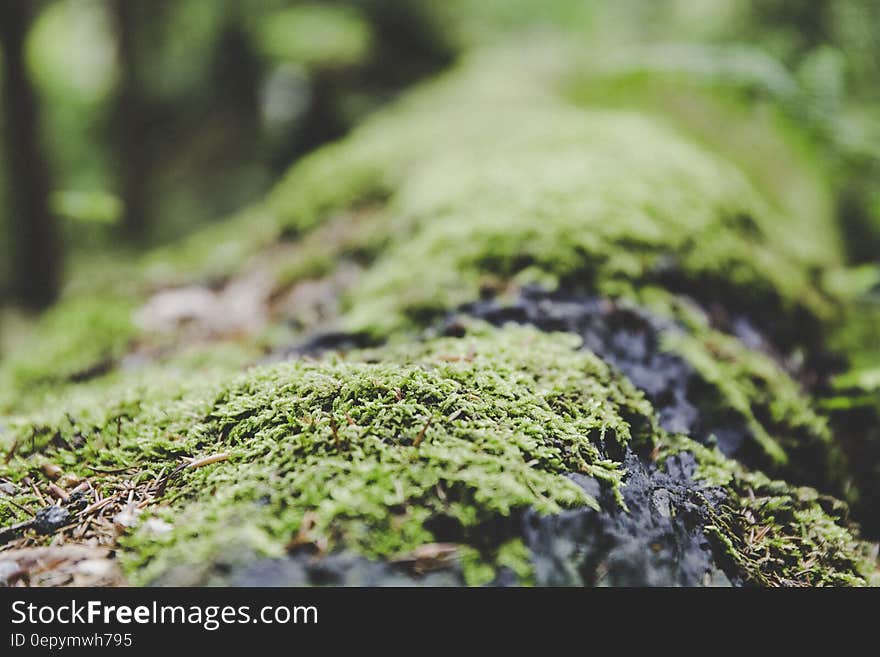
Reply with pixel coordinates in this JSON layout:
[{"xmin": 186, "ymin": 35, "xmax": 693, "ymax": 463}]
[{"xmin": 0, "ymin": 0, "xmax": 61, "ymax": 309}]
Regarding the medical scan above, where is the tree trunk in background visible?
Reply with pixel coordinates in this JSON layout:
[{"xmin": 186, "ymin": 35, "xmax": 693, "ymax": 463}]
[
  {"xmin": 272, "ymin": 0, "xmax": 454, "ymax": 171},
  {"xmin": 0, "ymin": 1, "xmax": 61, "ymax": 309},
  {"xmin": 362, "ymin": 0, "xmax": 454, "ymax": 88},
  {"xmin": 111, "ymin": 0, "xmax": 154, "ymax": 245}
]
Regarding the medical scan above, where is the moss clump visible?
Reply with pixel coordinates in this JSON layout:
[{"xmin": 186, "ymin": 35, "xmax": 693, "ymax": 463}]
[
  {"xmin": 274, "ymin": 47, "xmax": 840, "ymax": 338},
  {"xmin": 3, "ymin": 327, "xmax": 653, "ymax": 583},
  {"xmin": 0, "ymin": 297, "xmax": 136, "ymax": 412},
  {"xmin": 663, "ymin": 326, "xmax": 841, "ymax": 484},
  {"xmin": 3, "ymin": 325, "xmax": 872, "ymax": 586},
  {"xmin": 268, "ymin": 139, "xmax": 389, "ymax": 238},
  {"xmin": 662, "ymin": 436, "xmax": 876, "ymax": 587},
  {"xmin": 121, "ymin": 327, "xmax": 656, "ymax": 584},
  {"xmin": 567, "ymin": 43, "xmax": 840, "ymax": 263}
]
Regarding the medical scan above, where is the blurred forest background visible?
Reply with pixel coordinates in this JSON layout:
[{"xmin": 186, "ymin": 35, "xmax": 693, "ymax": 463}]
[{"xmin": 0, "ymin": 0, "xmax": 879, "ymax": 317}]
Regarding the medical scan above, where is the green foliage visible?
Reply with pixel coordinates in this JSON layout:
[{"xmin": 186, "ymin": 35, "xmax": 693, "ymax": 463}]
[
  {"xmin": 26, "ymin": 0, "xmax": 118, "ymax": 104},
  {"xmin": 566, "ymin": 43, "xmax": 839, "ymax": 259},
  {"xmin": 24, "ymin": 0, "xmax": 117, "ymax": 196},
  {"xmin": 253, "ymin": 4, "xmax": 372, "ymax": 69},
  {"xmin": 50, "ymin": 189, "xmax": 122, "ymax": 225}
]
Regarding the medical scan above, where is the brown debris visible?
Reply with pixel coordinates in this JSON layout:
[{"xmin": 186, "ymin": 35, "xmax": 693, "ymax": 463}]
[
  {"xmin": 0, "ymin": 545, "xmax": 125, "ymax": 587},
  {"xmin": 134, "ymin": 268, "xmax": 274, "ymax": 339},
  {"xmin": 391, "ymin": 543, "xmax": 460, "ymax": 574},
  {"xmin": 286, "ymin": 511, "xmax": 328, "ymax": 555},
  {"xmin": 26, "ymin": 477, "xmax": 47, "ymax": 506},
  {"xmin": 2, "ymin": 463, "xmax": 178, "ymax": 556},
  {"xmin": 413, "ymin": 417, "xmax": 433, "ymax": 448},
  {"xmin": 329, "ymin": 416, "xmax": 341, "ymax": 449},
  {"xmin": 1, "ymin": 440, "xmax": 231, "ymax": 586},
  {"xmin": 41, "ymin": 463, "xmax": 63, "ymax": 480},
  {"xmin": 183, "ymin": 452, "xmax": 230, "ymax": 471},
  {"xmin": 437, "ymin": 350, "xmax": 476, "ymax": 363},
  {"xmin": 47, "ymin": 483, "xmax": 68, "ymax": 501}
]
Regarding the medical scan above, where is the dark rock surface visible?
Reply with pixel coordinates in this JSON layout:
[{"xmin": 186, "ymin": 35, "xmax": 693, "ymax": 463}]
[{"xmin": 33, "ymin": 505, "xmax": 71, "ymax": 535}]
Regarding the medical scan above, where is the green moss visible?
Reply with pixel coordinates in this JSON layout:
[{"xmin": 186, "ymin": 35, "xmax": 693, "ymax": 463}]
[
  {"xmin": 269, "ymin": 138, "xmax": 389, "ymax": 236},
  {"xmin": 3, "ymin": 324, "xmax": 872, "ymax": 586},
  {"xmin": 270, "ymin": 206, "xmax": 390, "ymax": 290},
  {"xmin": 566, "ymin": 43, "xmax": 840, "ymax": 267},
  {"xmin": 0, "ymin": 297, "xmax": 136, "ymax": 412},
  {"xmin": 459, "ymin": 538, "xmax": 534, "ymax": 586},
  {"xmin": 275, "ymin": 47, "xmax": 838, "ymax": 337},
  {"xmin": 495, "ymin": 538, "xmax": 535, "ymax": 584},
  {"xmin": 662, "ymin": 327, "xmax": 841, "ymax": 481},
  {"xmin": 662, "ymin": 436, "xmax": 876, "ymax": 587},
  {"xmin": 2, "ymin": 327, "xmax": 653, "ymax": 583}
]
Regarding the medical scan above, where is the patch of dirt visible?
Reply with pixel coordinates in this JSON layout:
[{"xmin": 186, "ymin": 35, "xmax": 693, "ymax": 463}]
[
  {"xmin": 1, "ymin": 463, "xmax": 176, "ymax": 554},
  {"xmin": 132, "ymin": 211, "xmax": 377, "ymax": 360},
  {"xmin": 134, "ymin": 267, "xmax": 276, "ymax": 340},
  {"xmin": 271, "ymin": 261, "xmax": 363, "ymax": 332}
]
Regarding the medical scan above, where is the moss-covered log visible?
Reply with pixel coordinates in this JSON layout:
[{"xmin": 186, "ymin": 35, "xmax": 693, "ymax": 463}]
[{"xmin": 1, "ymin": 43, "xmax": 878, "ymax": 587}]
